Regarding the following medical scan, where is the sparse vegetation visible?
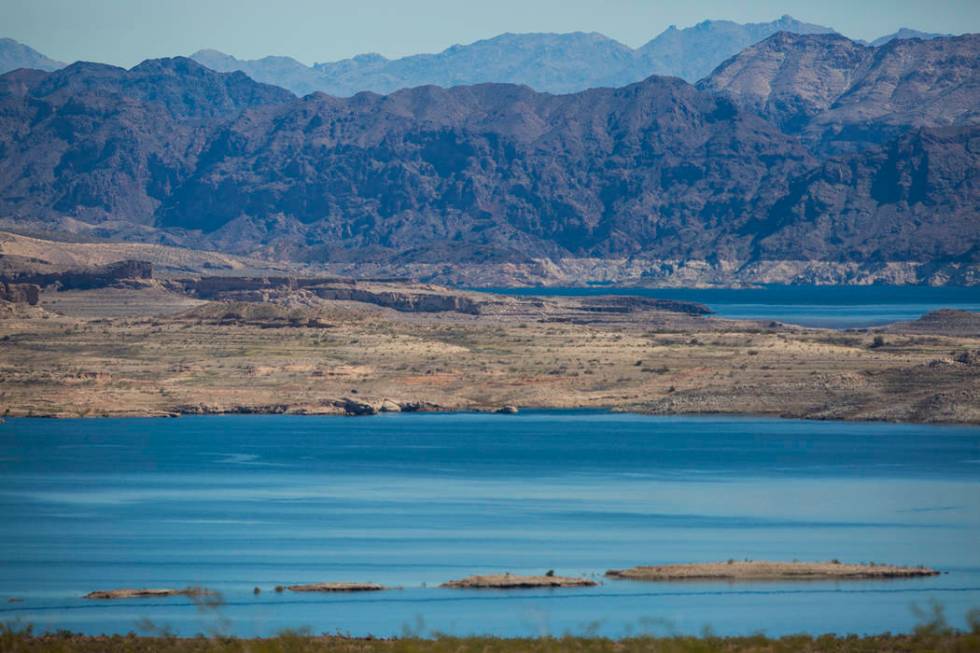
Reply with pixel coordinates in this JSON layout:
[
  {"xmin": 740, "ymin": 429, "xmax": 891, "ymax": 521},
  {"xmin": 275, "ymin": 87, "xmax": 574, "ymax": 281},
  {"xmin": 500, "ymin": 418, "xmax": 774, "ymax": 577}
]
[
  {"xmin": 1, "ymin": 615, "xmax": 979, "ymax": 653},
  {"xmin": 0, "ymin": 284, "xmax": 977, "ymax": 424}
]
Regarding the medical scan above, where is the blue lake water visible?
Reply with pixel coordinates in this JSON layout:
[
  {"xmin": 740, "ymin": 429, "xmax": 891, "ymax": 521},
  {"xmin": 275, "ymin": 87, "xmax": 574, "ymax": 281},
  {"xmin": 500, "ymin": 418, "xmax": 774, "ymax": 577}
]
[
  {"xmin": 1, "ymin": 412, "xmax": 979, "ymax": 638},
  {"xmin": 476, "ymin": 286, "xmax": 980, "ymax": 328}
]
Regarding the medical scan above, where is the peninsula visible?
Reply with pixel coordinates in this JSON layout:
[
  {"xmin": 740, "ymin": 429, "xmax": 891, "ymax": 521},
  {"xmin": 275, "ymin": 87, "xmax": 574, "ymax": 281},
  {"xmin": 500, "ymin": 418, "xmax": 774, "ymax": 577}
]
[{"xmin": 1, "ymin": 234, "xmax": 978, "ymax": 425}]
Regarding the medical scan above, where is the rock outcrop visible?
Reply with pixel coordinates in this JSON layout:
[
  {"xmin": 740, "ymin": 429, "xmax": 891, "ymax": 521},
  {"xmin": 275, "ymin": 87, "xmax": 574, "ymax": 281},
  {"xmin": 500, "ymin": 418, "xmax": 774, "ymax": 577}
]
[
  {"xmin": 0, "ymin": 281, "xmax": 39, "ymax": 305},
  {"xmin": 179, "ymin": 278, "xmax": 483, "ymax": 314},
  {"xmin": 308, "ymin": 286, "xmax": 481, "ymax": 315}
]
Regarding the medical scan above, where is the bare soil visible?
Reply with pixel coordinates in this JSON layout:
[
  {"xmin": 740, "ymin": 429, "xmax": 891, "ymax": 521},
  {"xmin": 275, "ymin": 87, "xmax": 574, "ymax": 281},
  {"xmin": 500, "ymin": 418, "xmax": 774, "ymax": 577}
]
[{"xmin": 1, "ymin": 281, "xmax": 978, "ymax": 424}]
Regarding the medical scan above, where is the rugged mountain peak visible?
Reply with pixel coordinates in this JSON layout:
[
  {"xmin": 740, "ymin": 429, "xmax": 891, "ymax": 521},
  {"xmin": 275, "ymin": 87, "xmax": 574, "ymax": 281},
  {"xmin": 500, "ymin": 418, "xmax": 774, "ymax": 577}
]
[
  {"xmin": 698, "ymin": 32, "xmax": 871, "ymax": 128},
  {"xmin": 699, "ymin": 32, "xmax": 979, "ymax": 146},
  {"xmin": 636, "ymin": 15, "xmax": 837, "ymax": 83},
  {"xmin": 130, "ymin": 55, "xmax": 201, "ymax": 71},
  {"xmin": 27, "ymin": 56, "xmax": 295, "ymax": 119}
]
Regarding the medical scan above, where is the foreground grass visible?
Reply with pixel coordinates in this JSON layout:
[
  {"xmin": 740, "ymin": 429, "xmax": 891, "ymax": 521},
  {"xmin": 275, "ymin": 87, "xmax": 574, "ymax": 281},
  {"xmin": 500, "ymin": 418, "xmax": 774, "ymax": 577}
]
[{"xmin": 4, "ymin": 621, "xmax": 980, "ymax": 653}]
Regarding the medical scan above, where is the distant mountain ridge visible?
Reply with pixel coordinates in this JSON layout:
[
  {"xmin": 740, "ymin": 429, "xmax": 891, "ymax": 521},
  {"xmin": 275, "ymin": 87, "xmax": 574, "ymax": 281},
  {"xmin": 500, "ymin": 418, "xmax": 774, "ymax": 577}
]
[
  {"xmin": 188, "ymin": 16, "xmax": 959, "ymax": 96},
  {"xmin": 0, "ymin": 16, "xmax": 960, "ymax": 94},
  {"xmin": 0, "ymin": 37, "xmax": 64, "ymax": 75},
  {"xmin": 191, "ymin": 15, "xmax": 836, "ymax": 95},
  {"xmin": 0, "ymin": 32, "xmax": 976, "ymax": 286},
  {"xmin": 869, "ymin": 28, "xmax": 948, "ymax": 47}
]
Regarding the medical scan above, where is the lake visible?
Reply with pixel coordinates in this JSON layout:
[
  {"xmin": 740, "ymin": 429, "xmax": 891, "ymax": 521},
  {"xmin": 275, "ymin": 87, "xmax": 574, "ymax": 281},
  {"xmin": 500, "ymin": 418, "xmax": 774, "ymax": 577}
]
[
  {"xmin": 1, "ymin": 412, "xmax": 978, "ymax": 638},
  {"xmin": 475, "ymin": 286, "xmax": 980, "ymax": 328}
]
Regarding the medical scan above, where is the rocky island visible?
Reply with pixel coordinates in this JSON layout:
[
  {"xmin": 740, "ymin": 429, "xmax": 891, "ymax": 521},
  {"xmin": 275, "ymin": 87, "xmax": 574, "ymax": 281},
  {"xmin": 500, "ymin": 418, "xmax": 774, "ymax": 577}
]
[
  {"xmin": 605, "ymin": 561, "xmax": 940, "ymax": 581},
  {"xmin": 83, "ymin": 587, "xmax": 214, "ymax": 600},
  {"xmin": 441, "ymin": 574, "xmax": 598, "ymax": 589},
  {"xmin": 287, "ymin": 583, "xmax": 386, "ymax": 592}
]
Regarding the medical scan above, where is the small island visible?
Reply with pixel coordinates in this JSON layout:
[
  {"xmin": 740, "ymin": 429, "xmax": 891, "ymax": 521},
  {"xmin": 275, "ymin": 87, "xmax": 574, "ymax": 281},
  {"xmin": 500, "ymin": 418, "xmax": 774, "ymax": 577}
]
[
  {"xmin": 83, "ymin": 587, "xmax": 212, "ymax": 600},
  {"xmin": 605, "ymin": 560, "xmax": 940, "ymax": 581},
  {"xmin": 286, "ymin": 582, "xmax": 386, "ymax": 592},
  {"xmin": 441, "ymin": 573, "xmax": 597, "ymax": 589}
]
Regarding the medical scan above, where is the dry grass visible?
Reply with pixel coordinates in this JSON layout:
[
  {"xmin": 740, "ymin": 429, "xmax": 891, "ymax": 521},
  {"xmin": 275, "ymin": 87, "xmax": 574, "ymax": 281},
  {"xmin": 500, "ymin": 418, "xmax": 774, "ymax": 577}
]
[{"xmin": 3, "ymin": 619, "xmax": 980, "ymax": 653}]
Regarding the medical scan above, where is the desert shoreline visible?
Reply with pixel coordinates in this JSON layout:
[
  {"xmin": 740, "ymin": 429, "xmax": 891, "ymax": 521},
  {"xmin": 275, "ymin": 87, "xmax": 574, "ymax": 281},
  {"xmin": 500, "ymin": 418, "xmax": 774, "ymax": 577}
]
[
  {"xmin": 2, "ymin": 264, "xmax": 978, "ymax": 426},
  {"xmin": 4, "ymin": 404, "xmax": 980, "ymax": 426}
]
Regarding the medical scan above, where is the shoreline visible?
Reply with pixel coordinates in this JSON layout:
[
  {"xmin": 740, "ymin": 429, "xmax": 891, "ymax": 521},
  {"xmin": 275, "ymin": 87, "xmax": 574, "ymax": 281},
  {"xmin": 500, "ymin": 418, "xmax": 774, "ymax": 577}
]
[{"xmin": 4, "ymin": 405, "xmax": 980, "ymax": 426}]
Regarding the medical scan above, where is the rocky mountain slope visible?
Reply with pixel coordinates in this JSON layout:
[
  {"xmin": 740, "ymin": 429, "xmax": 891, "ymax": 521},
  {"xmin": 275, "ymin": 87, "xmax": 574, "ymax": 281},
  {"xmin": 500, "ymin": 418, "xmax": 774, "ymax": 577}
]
[
  {"xmin": 0, "ymin": 58, "xmax": 293, "ymax": 226},
  {"xmin": 0, "ymin": 33, "xmax": 976, "ymax": 285},
  {"xmin": 700, "ymin": 33, "xmax": 980, "ymax": 150}
]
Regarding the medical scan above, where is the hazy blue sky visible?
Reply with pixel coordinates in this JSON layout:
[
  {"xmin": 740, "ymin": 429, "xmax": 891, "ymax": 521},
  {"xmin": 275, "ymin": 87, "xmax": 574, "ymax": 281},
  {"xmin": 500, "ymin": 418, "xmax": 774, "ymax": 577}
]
[{"xmin": 5, "ymin": 0, "xmax": 980, "ymax": 68}]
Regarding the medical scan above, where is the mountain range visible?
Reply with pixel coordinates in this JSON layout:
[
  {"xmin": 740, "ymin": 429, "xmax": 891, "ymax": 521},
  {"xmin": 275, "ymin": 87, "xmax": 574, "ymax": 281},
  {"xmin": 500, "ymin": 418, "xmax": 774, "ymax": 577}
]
[
  {"xmin": 0, "ymin": 30, "xmax": 976, "ymax": 284},
  {"xmin": 188, "ymin": 18, "xmax": 953, "ymax": 96},
  {"xmin": 190, "ymin": 15, "xmax": 836, "ymax": 95},
  {"xmin": 1, "ymin": 16, "xmax": 952, "ymax": 96}
]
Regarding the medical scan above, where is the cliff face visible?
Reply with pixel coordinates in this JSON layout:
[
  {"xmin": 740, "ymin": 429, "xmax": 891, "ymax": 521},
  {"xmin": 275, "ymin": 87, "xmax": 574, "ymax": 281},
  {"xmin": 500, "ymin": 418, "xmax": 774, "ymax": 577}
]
[
  {"xmin": 0, "ymin": 34, "xmax": 977, "ymax": 282},
  {"xmin": 179, "ymin": 276, "xmax": 483, "ymax": 314},
  {"xmin": 2, "ymin": 260, "xmax": 153, "ymax": 290},
  {"xmin": 0, "ymin": 281, "xmax": 40, "ymax": 304}
]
